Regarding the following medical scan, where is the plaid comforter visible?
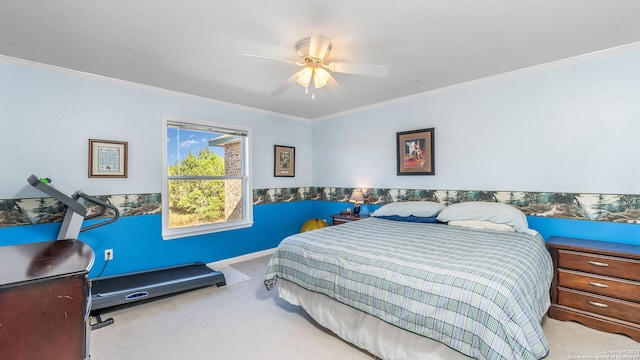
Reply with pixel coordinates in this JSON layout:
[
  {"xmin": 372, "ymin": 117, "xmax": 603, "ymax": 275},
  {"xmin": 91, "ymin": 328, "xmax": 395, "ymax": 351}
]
[{"xmin": 264, "ymin": 218, "xmax": 553, "ymax": 360}]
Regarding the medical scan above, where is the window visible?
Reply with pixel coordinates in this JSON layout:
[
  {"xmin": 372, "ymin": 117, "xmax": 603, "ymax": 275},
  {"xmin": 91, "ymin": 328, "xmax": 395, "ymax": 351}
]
[{"xmin": 162, "ymin": 117, "xmax": 252, "ymax": 240}]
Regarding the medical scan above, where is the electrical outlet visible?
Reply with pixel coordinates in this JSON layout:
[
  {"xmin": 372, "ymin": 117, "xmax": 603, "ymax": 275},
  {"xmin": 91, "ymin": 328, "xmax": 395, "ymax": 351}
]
[{"xmin": 104, "ymin": 249, "xmax": 114, "ymax": 261}]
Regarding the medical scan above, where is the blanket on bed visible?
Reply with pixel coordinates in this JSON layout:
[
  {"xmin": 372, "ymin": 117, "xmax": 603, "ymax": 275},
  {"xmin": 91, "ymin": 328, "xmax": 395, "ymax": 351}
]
[{"xmin": 265, "ymin": 218, "xmax": 553, "ymax": 360}]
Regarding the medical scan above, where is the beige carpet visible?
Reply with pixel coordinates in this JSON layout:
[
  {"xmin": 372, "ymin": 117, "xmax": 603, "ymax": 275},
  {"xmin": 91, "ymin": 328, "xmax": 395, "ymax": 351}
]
[{"xmin": 90, "ymin": 255, "xmax": 639, "ymax": 359}]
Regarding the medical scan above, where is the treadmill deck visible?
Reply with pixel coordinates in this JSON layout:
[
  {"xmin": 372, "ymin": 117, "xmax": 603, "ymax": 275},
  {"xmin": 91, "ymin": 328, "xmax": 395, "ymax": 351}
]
[{"xmin": 91, "ymin": 262, "xmax": 225, "ymax": 311}]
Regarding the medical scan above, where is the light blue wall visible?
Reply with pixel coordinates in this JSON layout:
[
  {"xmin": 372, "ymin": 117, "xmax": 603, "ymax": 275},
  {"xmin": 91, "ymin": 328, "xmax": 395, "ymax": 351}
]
[
  {"xmin": 0, "ymin": 58, "xmax": 313, "ymax": 277},
  {"xmin": 311, "ymin": 47, "xmax": 640, "ymax": 194},
  {"xmin": 0, "ymin": 58, "xmax": 312, "ymax": 199},
  {"xmin": 2, "ymin": 45, "xmax": 640, "ymax": 279},
  {"xmin": 311, "ymin": 46, "xmax": 640, "ymax": 244}
]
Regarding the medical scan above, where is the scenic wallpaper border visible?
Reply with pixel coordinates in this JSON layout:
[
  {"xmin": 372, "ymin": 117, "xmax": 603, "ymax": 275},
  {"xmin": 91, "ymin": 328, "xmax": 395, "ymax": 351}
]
[{"xmin": 1, "ymin": 187, "xmax": 639, "ymax": 228}]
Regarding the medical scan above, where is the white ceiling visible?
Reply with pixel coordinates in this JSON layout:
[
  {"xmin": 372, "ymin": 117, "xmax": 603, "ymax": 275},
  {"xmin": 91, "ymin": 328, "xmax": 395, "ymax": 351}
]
[{"xmin": 1, "ymin": 1, "xmax": 640, "ymax": 120}]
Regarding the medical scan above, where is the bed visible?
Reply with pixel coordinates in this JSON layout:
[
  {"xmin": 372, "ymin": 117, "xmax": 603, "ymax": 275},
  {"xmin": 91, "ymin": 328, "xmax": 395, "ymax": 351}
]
[{"xmin": 264, "ymin": 202, "xmax": 554, "ymax": 360}]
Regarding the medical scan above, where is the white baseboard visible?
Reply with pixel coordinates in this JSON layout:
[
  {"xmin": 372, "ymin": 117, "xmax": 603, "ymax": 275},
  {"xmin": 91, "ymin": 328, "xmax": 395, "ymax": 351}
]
[{"xmin": 207, "ymin": 248, "xmax": 276, "ymax": 269}]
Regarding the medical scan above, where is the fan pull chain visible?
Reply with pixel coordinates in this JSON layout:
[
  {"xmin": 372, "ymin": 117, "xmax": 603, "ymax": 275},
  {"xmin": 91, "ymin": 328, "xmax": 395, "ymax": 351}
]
[{"xmin": 303, "ymin": 85, "xmax": 316, "ymax": 100}]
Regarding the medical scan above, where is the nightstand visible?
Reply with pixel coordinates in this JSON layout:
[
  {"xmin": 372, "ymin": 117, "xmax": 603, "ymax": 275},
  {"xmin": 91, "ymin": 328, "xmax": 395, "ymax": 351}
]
[
  {"xmin": 546, "ymin": 236, "xmax": 640, "ymax": 342},
  {"xmin": 330, "ymin": 213, "xmax": 363, "ymax": 225}
]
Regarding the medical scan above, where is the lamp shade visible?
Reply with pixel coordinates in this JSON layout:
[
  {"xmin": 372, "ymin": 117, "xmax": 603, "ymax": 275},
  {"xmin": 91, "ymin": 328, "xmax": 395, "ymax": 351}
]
[
  {"xmin": 296, "ymin": 66, "xmax": 331, "ymax": 90},
  {"xmin": 349, "ymin": 190, "xmax": 364, "ymax": 204},
  {"xmin": 296, "ymin": 67, "xmax": 313, "ymax": 88},
  {"xmin": 313, "ymin": 67, "xmax": 330, "ymax": 88}
]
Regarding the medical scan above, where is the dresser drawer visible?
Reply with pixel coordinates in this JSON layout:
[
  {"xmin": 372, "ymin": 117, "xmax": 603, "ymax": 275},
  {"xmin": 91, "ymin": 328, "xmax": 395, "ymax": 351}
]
[
  {"xmin": 558, "ymin": 269, "xmax": 640, "ymax": 302},
  {"xmin": 557, "ymin": 249, "xmax": 640, "ymax": 281},
  {"xmin": 557, "ymin": 287, "xmax": 640, "ymax": 324}
]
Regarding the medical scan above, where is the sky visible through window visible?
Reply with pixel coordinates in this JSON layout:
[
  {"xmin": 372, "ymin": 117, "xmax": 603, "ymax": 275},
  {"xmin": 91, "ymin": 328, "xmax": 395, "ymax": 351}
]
[{"xmin": 167, "ymin": 128, "xmax": 225, "ymax": 166}]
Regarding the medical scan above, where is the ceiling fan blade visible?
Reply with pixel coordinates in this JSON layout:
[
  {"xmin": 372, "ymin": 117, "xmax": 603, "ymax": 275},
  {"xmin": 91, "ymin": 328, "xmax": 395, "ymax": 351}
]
[
  {"xmin": 240, "ymin": 54, "xmax": 301, "ymax": 66},
  {"xmin": 326, "ymin": 61, "xmax": 389, "ymax": 78},
  {"xmin": 270, "ymin": 73, "xmax": 298, "ymax": 96},
  {"xmin": 308, "ymin": 33, "xmax": 332, "ymax": 59},
  {"xmin": 327, "ymin": 76, "xmax": 343, "ymax": 93}
]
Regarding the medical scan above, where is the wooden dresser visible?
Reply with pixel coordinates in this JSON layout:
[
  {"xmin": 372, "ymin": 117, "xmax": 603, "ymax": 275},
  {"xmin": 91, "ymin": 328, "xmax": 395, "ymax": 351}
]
[
  {"xmin": 546, "ymin": 236, "xmax": 640, "ymax": 342},
  {"xmin": 0, "ymin": 239, "xmax": 94, "ymax": 360}
]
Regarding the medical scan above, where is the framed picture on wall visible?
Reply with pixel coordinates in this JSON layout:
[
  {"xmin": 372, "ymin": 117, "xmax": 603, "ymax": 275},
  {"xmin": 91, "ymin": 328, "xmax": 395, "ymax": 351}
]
[
  {"xmin": 274, "ymin": 145, "xmax": 295, "ymax": 177},
  {"xmin": 396, "ymin": 128, "xmax": 434, "ymax": 175},
  {"xmin": 89, "ymin": 139, "xmax": 128, "ymax": 178}
]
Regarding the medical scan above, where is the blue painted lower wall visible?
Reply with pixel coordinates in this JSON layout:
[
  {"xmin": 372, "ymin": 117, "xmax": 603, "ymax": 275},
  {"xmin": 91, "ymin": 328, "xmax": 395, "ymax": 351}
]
[
  {"xmin": 1, "ymin": 200, "xmax": 638, "ymax": 279},
  {"xmin": 528, "ymin": 216, "xmax": 640, "ymax": 245},
  {"xmin": 0, "ymin": 201, "xmax": 314, "ymax": 278}
]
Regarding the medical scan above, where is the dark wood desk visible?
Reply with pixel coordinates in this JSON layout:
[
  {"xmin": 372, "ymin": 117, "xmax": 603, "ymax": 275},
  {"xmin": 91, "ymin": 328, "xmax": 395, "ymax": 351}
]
[{"xmin": 0, "ymin": 239, "xmax": 94, "ymax": 360}]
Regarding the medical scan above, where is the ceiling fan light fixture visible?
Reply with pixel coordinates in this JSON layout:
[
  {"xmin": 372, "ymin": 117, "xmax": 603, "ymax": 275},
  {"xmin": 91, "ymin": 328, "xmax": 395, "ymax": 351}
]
[
  {"xmin": 296, "ymin": 67, "xmax": 313, "ymax": 88},
  {"xmin": 313, "ymin": 67, "xmax": 330, "ymax": 89},
  {"xmin": 308, "ymin": 33, "xmax": 333, "ymax": 59},
  {"xmin": 245, "ymin": 31, "xmax": 389, "ymax": 97}
]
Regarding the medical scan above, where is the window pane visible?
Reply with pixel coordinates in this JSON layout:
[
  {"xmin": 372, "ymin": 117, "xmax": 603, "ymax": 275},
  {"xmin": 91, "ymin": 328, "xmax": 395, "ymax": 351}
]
[
  {"xmin": 167, "ymin": 127, "xmax": 226, "ymax": 176},
  {"xmin": 163, "ymin": 117, "xmax": 252, "ymax": 240},
  {"xmin": 168, "ymin": 179, "xmax": 244, "ymax": 229}
]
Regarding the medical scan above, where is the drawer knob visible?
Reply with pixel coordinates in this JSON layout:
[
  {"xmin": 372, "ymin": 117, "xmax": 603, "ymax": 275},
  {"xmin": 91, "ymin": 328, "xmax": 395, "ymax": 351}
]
[
  {"xmin": 588, "ymin": 281, "xmax": 609, "ymax": 288},
  {"xmin": 588, "ymin": 300, "xmax": 609, "ymax": 308},
  {"xmin": 588, "ymin": 260, "xmax": 609, "ymax": 267}
]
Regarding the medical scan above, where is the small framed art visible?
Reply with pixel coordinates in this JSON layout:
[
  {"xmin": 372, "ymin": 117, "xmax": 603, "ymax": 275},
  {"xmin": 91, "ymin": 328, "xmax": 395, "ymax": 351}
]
[
  {"xmin": 274, "ymin": 145, "xmax": 295, "ymax": 177},
  {"xmin": 396, "ymin": 128, "xmax": 434, "ymax": 175},
  {"xmin": 89, "ymin": 139, "xmax": 128, "ymax": 178}
]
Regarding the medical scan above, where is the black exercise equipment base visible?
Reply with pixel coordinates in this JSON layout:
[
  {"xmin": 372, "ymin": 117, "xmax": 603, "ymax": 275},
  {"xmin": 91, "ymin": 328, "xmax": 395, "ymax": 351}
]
[{"xmin": 90, "ymin": 262, "xmax": 225, "ymax": 329}]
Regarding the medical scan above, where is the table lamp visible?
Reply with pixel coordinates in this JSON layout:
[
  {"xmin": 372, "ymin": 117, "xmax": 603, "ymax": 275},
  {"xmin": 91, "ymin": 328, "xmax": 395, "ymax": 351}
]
[{"xmin": 349, "ymin": 189, "xmax": 364, "ymax": 215}]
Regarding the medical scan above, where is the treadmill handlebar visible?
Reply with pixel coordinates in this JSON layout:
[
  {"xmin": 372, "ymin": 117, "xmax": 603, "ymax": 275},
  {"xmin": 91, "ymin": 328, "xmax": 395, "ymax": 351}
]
[
  {"xmin": 27, "ymin": 175, "xmax": 87, "ymax": 217},
  {"xmin": 27, "ymin": 174, "xmax": 120, "ymax": 233},
  {"xmin": 74, "ymin": 191, "xmax": 120, "ymax": 232}
]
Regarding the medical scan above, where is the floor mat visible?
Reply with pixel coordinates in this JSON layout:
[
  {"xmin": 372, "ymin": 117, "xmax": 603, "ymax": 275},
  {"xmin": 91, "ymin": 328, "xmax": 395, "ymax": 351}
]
[{"xmin": 211, "ymin": 265, "xmax": 250, "ymax": 286}]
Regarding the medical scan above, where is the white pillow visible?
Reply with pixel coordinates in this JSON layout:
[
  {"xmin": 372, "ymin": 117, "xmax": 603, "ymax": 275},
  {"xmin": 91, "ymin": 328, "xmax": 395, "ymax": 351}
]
[
  {"xmin": 371, "ymin": 201, "xmax": 445, "ymax": 217},
  {"xmin": 448, "ymin": 220, "xmax": 516, "ymax": 232},
  {"xmin": 436, "ymin": 202, "xmax": 528, "ymax": 232},
  {"xmin": 525, "ymin": 228, "xmax": 541, "ymax": 237}
]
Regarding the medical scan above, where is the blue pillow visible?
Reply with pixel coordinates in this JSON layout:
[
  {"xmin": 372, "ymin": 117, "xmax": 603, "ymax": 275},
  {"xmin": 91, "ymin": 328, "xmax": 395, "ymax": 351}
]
[
  {"xmin": 375, "ymin": 215, "xmax": 439, "ymax": 223},
  {"xmin": 371, "ymin": 201, "xmax": 445, "ymax": 217}
]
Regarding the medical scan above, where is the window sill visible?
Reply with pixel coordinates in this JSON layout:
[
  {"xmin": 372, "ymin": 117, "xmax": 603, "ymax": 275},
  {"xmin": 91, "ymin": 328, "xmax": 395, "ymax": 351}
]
[{"xmin": 162, "ymin": 220, "xmax": 254, "ymax": 240}]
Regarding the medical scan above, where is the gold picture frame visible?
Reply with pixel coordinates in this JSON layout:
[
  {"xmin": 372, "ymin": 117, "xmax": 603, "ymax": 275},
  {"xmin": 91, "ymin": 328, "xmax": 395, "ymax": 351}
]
[
  {"xmin": 397, "ymin": 128, "xmax": 435, "ymax": 175},
  {"xmin": 89, "ymin": 139, "xmax": 128, "ymax": 178},
  {"xmin": 274, "ymin": 145, "xmax": 295, "ymax": 177}
]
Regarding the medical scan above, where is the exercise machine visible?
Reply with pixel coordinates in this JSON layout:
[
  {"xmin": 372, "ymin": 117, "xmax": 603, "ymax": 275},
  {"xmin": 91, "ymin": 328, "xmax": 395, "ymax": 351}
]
[
  {"xmin": 28, "ymin": 175, "xmax": 226, "ymax": 329},
  {"xmin": 27, "ymin": 175, "xmax": 119, "ymax": 241},
  {"xmin": 90, "ymin": 262, "xmax": 225, "ymax": 315}
]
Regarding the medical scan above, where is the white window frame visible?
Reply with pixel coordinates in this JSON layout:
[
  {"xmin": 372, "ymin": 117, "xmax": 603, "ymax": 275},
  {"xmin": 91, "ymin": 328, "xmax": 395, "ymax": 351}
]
[{"xmin": 161, "ymin": 116, "xmax": 253, "ymax": 240}]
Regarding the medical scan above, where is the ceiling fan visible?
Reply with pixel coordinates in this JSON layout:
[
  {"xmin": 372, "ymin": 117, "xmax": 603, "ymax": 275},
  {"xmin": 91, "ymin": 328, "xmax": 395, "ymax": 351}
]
[{"xmin": 242, "ymin": 33, "xmax": 389, "ymax": 97}]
